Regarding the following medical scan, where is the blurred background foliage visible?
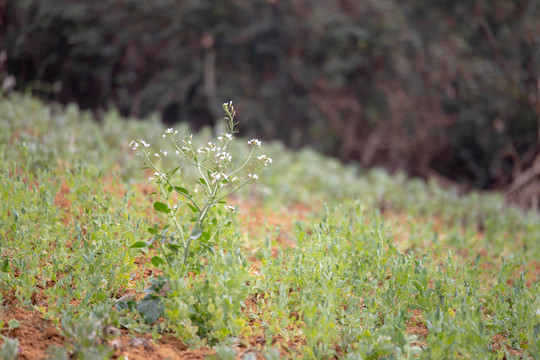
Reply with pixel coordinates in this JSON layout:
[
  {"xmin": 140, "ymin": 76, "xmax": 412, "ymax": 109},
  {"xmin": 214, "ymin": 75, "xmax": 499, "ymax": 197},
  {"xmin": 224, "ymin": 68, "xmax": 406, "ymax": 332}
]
[{"xmin": 1, "ymin": 0, "xmax": 539, "ymax": 198}]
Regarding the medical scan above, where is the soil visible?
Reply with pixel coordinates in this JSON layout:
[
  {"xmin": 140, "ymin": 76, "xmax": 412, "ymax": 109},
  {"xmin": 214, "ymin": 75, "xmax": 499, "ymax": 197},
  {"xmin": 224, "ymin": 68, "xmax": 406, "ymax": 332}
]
[
  {"xmin": 491, "ymin": 334, "xmax": 523, "ymax": 358},
  {"xmin": 405, "ymin": 309, "xmax": 428, "ymax": 349},
  {"xmin": 0, "ymin": 301, "xmax": 64, "ymax": 360}
]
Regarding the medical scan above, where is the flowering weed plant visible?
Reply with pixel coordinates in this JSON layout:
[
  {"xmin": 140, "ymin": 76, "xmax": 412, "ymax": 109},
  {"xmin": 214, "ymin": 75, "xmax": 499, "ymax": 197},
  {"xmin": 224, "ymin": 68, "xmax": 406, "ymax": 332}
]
[{"xmin": 127, "ymin": 102, "xmax": 271, "ymax": 325}]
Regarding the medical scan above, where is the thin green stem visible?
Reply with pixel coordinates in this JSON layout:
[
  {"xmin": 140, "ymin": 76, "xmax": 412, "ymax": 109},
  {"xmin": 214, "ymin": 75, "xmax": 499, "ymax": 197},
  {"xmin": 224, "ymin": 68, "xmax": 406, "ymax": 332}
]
[
  {"xmin": 157, "ymin": 182, "xmax": 186, "ymax": 247},
  {"xmin": 142, "ymin": 150, "xmax": 201, "ymax": 212},
  {"xmin": 182, "ymin": 179, "xmax": 220, "ymax": 265},
  {"xmin": 228, "ymin": 146, "xmax": 257, "ymax": 178}
]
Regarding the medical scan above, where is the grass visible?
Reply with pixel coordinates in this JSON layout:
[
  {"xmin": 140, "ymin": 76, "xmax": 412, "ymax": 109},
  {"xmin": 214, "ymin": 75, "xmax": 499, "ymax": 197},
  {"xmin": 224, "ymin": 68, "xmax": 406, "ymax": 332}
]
[{"xmin": 0, "ymin": 94, "xmax": 539, "ymax": 359}]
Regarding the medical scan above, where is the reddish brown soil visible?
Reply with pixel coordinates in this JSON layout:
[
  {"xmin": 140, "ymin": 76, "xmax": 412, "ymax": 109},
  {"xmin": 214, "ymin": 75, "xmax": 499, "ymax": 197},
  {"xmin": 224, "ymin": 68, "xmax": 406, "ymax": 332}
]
[
  {"xmin": 0, "ymin": 301, "xmax": 64, "ymax": 359},
  {"xmin": 111, "ymin": 333, "xmax": 214, "ymax": 360},
  {"xmin": 490, "ymin": 333, "xmax": 523, "ymax": 357},
  {"xmin": 406, "ymin": 309, "xmax": 428, "ymax": 349},
  {"xmin": 0, "ymin": 291, "xmax": 217, "ymax": 360}
]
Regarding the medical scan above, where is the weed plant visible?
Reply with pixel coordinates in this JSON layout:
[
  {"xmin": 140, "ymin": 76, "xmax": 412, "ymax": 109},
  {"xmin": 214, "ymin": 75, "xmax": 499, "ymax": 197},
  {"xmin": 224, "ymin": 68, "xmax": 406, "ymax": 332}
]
[{"xmin": 125, "ymin": 102, "xmax": 272, "ymax": 336}]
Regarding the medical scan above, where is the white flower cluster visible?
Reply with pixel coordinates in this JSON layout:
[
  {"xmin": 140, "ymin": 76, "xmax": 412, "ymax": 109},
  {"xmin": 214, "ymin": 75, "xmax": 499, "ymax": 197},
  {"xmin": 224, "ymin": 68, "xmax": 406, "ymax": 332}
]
[
  {"xmin": 196, "ymin": 142, "xmax": 220, "ymax": 155},
  {"xmin": 154, "ymin": 149, "xmax": 167, "ymax": 158},
  {"xmin": 248, "ymin": 139, "xmax": 262, "ymax": 147},
  {"xmin": 257, "ymin": 154, "xmax": 272, "ymax": 166},
  {"xmin": 163, "ymin": 128, "xmax": 178, "ymax": 138},
  {"xmin": 129, "ymin": 140, "xmax": 150, "ymax": 150},
  {"xmin": 149, "ymin": 170, "xmax": 166, "ymax": 182},
  {"xmin": 210, "ymin": 172, "xmax": 228, "ymax": 183},
  {"xmin": 215, "ymin": 150, "xmax": 232, "ymax": 163},
  {"xmin": 217, "ymin": 133, "xmax": 234, "ymax": 142}
]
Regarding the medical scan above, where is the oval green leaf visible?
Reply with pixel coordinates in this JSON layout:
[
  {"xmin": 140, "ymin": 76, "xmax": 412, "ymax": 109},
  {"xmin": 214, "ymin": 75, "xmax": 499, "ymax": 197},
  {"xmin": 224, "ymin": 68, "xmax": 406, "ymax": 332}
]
[
  {"xmin": 151, "ymin": 256, "xmax": 166, "ymax": 267},
  {"xmin": 153, "ymin": 201, "xmax": 170, "ymax": 214},
  {"xmin": 130, "ymin": 241, "xmax": 147, "ymax": 249}
]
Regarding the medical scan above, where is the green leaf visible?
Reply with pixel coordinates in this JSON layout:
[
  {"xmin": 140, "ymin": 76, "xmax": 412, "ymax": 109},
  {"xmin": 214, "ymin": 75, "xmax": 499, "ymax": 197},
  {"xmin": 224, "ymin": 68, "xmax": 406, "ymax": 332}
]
[
  {"xmin": 173, "ymin": 186, "xmax": 189, "ymax": 195},
  {"xmin": 153, "ymin": 201, "xmax": 171, "ymax": 214},
  {"xmin": 189, "ymin": 226, "xmax": 203, "ymax": 240},
  {"xmin": 0, "ymin": 258, "xmax": 9, "ymax": 273},
  {"xmin": 201, "ymin": 231, "xmax": 211, "ymax": 242},
  {"xmin": 198, "ymin": 178, "xmax": 208, "ymax": 187},
  {"xmin": 170, "ymin": 165, "xmax": 181, "ymax": 176},
  {"xmin": 412, "ymin": 280, "xmax": 424, "ymax": 294},
  {"xmin": 8, "ymin": 319, "xmax": 19, "ymax": 329},
  {"xmin": 150, "ymin": 256, "xmax": 165, "ymax": 267},
  {"xmin": 147, "ymin": 227, "xmax": 157, "ymax": 235},
  {"xmin": 137, "ymin": 294, "xmax": 164, "ymax": 324},
  {"xmin": 166, "ymin": 243, "xmax": 181, "ymax": 253},
  {"xmin": 187, "ymin": 203, "xmax": 199, "ymax": 213},
  {"xmin": 115, "ymin": 298, "xmax": 136, "ymax": 312},
  {"xmin": 130, "ymin": 241, "xmax": 147, "ymax": 249}
]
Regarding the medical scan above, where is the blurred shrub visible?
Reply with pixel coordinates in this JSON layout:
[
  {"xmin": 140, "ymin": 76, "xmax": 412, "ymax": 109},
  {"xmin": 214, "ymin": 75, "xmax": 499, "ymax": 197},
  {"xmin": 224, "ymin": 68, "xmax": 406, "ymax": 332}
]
[{"xmin": 2, "ymin": 0, "xmax": 539, "ymax": 189}]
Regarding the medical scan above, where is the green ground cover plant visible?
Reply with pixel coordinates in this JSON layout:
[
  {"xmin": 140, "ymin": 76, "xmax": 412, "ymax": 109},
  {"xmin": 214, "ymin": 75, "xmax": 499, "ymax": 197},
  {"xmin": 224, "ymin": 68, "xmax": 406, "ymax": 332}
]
[{"xmin": 0, "ymin": 94, "xmax": 539, "ymax": 359}]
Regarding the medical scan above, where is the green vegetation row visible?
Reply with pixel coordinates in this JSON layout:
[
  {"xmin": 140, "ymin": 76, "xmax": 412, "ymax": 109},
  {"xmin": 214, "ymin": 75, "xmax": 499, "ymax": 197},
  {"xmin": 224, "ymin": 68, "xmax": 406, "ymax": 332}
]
[{"xmin": 0, "ymin": 94, "xmax": 539, "ymax": 359}]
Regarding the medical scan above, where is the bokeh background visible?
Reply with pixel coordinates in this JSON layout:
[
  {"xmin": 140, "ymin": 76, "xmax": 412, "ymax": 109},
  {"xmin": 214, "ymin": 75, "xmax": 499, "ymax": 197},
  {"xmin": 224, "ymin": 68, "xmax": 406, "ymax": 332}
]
[{"xmin": 1, "ymin": 0, "xmax": 539, "ymax": 208}]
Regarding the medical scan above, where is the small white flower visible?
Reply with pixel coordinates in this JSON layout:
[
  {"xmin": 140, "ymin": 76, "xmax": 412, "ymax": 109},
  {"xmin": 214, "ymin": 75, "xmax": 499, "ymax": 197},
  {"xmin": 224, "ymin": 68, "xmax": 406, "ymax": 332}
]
[
  {"xmin": 225, "ymin": 133, "xmax": 233, "ymax": 141},
  {"xmin": 176, "ymin": 150, "xmax": 181, "ymax": 154},
  {"xmin": 141, "ymin": 140, "xmax": 150, "ymax": 147},
  {"xmin": 165, "ymin": 128, "xmax": 174, "ymax": 134},
  {"xmin": 225, "ymin": 205, "xmax": 236, "ymax": 213},
  {"xmin": 248, "ymin": 173, "xmax": 258, "ymax": 180},
  {"xmin": 218, "ymin": 136, "xmax": 223, "ymax": 141},
  {"xmin": 148, "ymin": 177, "xmax": 154, "ymax": 181},
  {"xmin": 154, "ymin": 153, "xmax": 159, "ymax": 157},
  {"xmin": 248, "ymin": 139, "xmax": 262, "ymax": 147},
  {"xmin": 232, "ymin": 177, "xmax": 238, "ymax": 182},
  {"xmin": 157, "ymin": 172, "xmax": 165, "ymax": 178},
  {"xmin": 257, "ymin": 155, "xmax": 273, "ymax": 166},
  {"xmin": 162, "ymin": 134, "xmax": 166, "ymax": 138},
  {"xmin": 163, "ymin": 151, "xmax": 167, "ymax": 156},
  {"xmin": 210, "ymin": 172, "xmax": 228, "ymax": 183}
]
